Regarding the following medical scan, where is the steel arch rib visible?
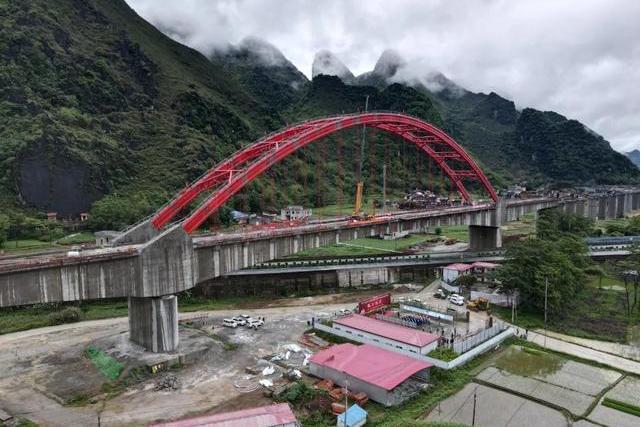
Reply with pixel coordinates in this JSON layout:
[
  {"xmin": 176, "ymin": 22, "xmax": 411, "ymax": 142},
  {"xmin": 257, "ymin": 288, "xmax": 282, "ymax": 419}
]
[{"xmin": 151, "ymin": 113, "xmax": 498, "ymax": 233}]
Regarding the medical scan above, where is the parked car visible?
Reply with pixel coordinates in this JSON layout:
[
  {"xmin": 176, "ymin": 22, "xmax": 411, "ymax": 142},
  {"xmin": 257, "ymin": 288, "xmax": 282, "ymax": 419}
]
[
  {"xmin": 433, "ymin": 289, "xmax": 447, "ymax": 299},
  {"xmin": 339, "ymin": 308, "xmax": 352, "ymax": 315},
  {"xmin": 246, "ymin": 318, "xmax": 264, "ymax": 329},
  {"xmin": 449, "ymin": 294, "xmax": 465, "ymax": 306},
  {"xmin": 232, "ymin": 316, "xmax": 247, "ymax": 326},
  {"xmin": 222, "ymin": 319, "xmax": 238, "ymax": 328}
]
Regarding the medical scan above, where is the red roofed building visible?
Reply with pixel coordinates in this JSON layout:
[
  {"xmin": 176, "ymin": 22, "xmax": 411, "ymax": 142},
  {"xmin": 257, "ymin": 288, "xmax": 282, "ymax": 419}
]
[
  {"xmin": 150, "ymin": 403, "xmax": 298, "ymax": 427},
  {"xmin": 442, "ymin": 263, "xmax": 473, "ymax": 284},
  {"xmin": 309, "ymin": 343, "xmax": 432, "ymax": 406},
  {"xmin": 333, "ymin": 314, "xmax": 439, "ymax": 355}
]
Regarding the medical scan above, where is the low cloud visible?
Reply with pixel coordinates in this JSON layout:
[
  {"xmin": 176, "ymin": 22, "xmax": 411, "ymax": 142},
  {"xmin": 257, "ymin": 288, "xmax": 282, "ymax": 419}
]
[{"xmin": 127, "ymin": 0, "xmax": 639, "ymax": 152}]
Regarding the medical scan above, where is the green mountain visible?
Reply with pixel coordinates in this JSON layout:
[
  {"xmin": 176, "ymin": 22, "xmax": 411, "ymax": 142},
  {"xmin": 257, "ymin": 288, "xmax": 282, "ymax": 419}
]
[
  {"xmin": 625, "ymin": 149, "xmax": 639, "ymax": 168},
  {"xmin": 0, "ymin": 0, "xmax": 279, "ymax": 224},
  {"xmin": 0, "ymin": 0, "xmax": 637, "ymax": 232}
]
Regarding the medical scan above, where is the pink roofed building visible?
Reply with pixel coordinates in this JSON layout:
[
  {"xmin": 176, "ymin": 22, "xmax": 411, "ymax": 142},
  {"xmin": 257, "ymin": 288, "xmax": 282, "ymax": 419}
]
[
  {"xmin": 309, "ymin": 343, "xmax": 432, "ymax": 406},
  {"xmin": 150, "ymin": 403, "xmax": 298, "ymax": 427},
  {"xmin": 332, "ymin": 314, "xmax": 439, "ymax": 355},
  {"xmin": 441, "ymin": 262, "xmax": 473, "ymax": 284}
]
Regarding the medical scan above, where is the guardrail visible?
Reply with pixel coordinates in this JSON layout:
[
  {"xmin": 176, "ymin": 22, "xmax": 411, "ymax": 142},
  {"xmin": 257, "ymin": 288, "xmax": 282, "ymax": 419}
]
[{"xmin": 251, "ymin": 250, "xmax": 506, "ymax": 269}]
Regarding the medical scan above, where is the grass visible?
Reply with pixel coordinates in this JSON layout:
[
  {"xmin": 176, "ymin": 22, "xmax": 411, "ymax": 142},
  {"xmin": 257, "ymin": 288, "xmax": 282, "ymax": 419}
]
[
  {"xmin": 57, "ymin": 232, "xmax": 95, "ymax": 245},
  {"xmin": 427, "ymin": 347, "xmax": 459, "ymax": 362},
  {"xmin": 85, "ymin": 345, "xmax": 124, "ymax": 381},
  {"xmin": 290, "ymin": 234, "xmax": 435, "ymax": 258},
  {"xmin": 435, "ymin": 225, "xmax": 469, "ymax": 243},
  {"xmin": 502, "ymin": 212, "xmax": 537, "ymax": 238},
  {"xmin": 2, "ymin": 239, "xmax": 53, "ymax": 253},
  {"xmin": 494, "ymin": 272, "xmax": 639, "ymax": 343},
  {"xmin": 363, "ymin": 345, "xmax": 497, "ymax": 426},
  {"xmin": 1, "ymin": 232, "xmax": 95, "ymax": 255},
  {"xmin": 602, "ymin": 397, "xmax": 640, "ymax": 416},
  {"xmin": 0, "ymin": 296, "xmax": 263, "ymax": 335}
]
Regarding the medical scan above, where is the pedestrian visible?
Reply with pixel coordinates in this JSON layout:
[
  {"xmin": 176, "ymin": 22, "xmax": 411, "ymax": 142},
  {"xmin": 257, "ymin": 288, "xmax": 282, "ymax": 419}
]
[{"xmin": 525, "ymin": 328, "xmax": 528, "ymax": 339}]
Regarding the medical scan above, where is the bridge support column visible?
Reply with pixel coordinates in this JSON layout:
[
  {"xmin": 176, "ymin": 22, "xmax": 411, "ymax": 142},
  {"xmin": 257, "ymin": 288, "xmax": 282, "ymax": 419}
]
[
  {"xmin": 129, "ymin": 295, "xmax": 179, "ymax": 353},
  {"xmin": 469, "ymin": 225, "xmax": 502, "ymax": 251}
]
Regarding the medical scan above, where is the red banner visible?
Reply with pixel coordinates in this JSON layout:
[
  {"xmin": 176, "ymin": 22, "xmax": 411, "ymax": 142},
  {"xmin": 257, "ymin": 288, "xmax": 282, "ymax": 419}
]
[{"xmin": 358, "ymin": 293, "xmax": 391, "ymax": 315}]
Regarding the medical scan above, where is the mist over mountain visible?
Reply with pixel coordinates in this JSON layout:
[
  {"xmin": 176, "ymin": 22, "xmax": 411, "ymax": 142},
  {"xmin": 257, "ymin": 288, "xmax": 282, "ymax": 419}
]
[
  {"xmin": 0, "ymin": 0, "xmax": 637, "ymax": 226},
  {"xmin": 625, "ymin": 149, "xmax": 640, "ymax": 168},
  {"xmin": 312, "ymin": 50, "xmax": 355, "ymax": 84}
]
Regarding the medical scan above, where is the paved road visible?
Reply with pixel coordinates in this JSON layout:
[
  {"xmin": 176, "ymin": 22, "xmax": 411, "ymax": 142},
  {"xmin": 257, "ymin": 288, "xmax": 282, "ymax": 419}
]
[
  {"xmin": 534, "ymin": 329, "xmax": 640, "ymax": 362},
  {"xmin": 525, "ymin": 330, "xmax": 639, "ymax": 375}
]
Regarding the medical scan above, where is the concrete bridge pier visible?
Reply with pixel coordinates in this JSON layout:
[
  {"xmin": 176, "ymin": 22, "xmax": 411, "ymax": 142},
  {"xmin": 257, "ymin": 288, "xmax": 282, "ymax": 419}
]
[
  {"xmin": 129, "ymin": 295, "xmax": 179, "ymax": 353},
  {"xmin": 468, "ymin": 225, "xmax": 502, "ymax": 250}
]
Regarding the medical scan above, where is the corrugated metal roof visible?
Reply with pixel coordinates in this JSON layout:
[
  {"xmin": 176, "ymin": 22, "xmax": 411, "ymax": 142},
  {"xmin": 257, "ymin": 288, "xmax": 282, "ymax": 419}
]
[
  {"xmin": 471, "ymin": 261, "xmax": 499, "ymax": 268},
  {"xmin": 443, "ymin": 263, "xmax": 473, "ymax": 272},
  {"xmin": 334, "ymin": 314, "xmax": 439, "ymax": 347},
  {"xmin": 150, "ymin": 403, "xmax": 297, "ymax": 427},
  {"xmin": 310, "ymin": 343, "xmax": 431, "ymax": 390}
]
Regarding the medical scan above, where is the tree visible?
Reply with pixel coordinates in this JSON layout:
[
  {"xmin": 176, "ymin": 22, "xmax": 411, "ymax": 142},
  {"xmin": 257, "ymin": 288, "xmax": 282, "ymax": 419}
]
[
  {"xmin": 614, "ymin": 248, "xmax": 640, "ymax": 316},
  {"xmin": 0, "ymin": 214, "xmax": 8, "ymax": 248},
  {"xmin": 584, "ymin": 265, "xmax": 605, "ymax": 290},
  {"xmin": 455, "ymin": 274, "xmax": 476, "ymax": 293},
  {"xmin": 537, "ymin": 209, "xmax": 595, "ymax": 240},
  {"xmin": 496, "ymin": 237, "xmax": 585, "ymax": 315}
]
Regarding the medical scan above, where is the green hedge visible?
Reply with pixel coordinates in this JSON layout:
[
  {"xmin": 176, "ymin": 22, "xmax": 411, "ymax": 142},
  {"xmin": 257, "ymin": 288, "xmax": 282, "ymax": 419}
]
[{"xmin": 602, "ymin": 397, "xmax": 640, "ymax": 416}]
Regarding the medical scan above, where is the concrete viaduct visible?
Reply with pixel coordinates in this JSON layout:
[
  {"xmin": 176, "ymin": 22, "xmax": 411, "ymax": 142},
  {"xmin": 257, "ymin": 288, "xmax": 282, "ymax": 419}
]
[{"xmin": 0, "ymin": 192, "xmax": 638, "ymax": 352}]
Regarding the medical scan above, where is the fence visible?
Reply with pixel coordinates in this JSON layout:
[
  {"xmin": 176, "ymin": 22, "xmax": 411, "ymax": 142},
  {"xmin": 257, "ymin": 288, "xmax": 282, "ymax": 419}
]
[
  {"xmin": 313, "ymin": 322, "xmax": 514, "ymax": 370},
  {"xmin": 453, "ymin": 323, "xmax": 505, "ymax": 354},
  {"xmin": 470, "ymin": 290, "xmax": 518, "ymax": 307},
  {"xmin": 374, "ymin": 314, "xmax": 421, "ymax": 329},
  {"xmin": 400, "ymin": 303, "xmax": 455, "ymax": 322}
]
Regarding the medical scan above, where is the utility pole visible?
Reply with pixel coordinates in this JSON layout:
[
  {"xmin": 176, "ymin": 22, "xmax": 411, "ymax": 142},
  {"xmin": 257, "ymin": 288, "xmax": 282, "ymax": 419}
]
[
  {"xmin": 543, "ymin": 277, "xmax": 548, "ymax": 348},
  {"xmin": 472, "ymin": 388, "xmax": 477, "ymax": 426},
  {"xmin": 382, "ymin": 164, "xmax": 387, "ymax": 215},
  {"xmin": 343, "ymin": 373, "xmax": 349, "ymax": 426}
]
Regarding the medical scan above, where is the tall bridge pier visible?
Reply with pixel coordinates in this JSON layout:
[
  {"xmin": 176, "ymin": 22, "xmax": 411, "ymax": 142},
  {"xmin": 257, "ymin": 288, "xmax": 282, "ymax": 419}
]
[{"xmin": 468, "ymin": 198, "xmax": 505, "ymax": 250}]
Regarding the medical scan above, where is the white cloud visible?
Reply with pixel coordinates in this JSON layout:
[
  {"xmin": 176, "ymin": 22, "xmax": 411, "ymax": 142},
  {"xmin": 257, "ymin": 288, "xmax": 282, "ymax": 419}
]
[{"xmin": 126, "ymin": 0, "xmax": 640, "ymax": 152}]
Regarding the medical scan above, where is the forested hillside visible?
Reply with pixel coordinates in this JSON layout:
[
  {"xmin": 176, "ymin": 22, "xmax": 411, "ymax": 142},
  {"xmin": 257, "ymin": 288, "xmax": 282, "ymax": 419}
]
[{"xmin": 0, "ymin": 0, "xmax": 637, "ymax": 235}]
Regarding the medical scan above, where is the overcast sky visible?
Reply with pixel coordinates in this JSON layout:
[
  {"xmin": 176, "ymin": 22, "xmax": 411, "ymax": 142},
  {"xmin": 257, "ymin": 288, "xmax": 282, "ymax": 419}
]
[{"xmin": 126, "ymin": 0, "xmax": 639, "ymax": 153}]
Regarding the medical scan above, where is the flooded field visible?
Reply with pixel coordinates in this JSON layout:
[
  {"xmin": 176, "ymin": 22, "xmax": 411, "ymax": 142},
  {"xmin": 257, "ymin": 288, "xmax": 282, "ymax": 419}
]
[{"xmin": 427, "ymin": 345, "xmax": 638, "ymax": 427}]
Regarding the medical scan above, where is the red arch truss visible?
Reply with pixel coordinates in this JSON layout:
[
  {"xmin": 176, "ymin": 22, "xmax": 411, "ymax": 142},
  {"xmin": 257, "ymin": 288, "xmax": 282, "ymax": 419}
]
[{"xmin": 152, "ymin": 113, "xmax": 498, "ymax": 234}]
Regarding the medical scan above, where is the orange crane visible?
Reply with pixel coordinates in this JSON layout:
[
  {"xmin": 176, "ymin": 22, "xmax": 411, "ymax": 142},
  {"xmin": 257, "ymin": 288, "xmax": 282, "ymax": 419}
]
[{"xmin": 351, "ymin": 96, "xmax": 373, "ymax": 221}]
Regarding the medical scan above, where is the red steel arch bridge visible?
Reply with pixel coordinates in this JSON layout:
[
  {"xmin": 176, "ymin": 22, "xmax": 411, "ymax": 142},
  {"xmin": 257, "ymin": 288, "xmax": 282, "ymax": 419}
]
[{"xmin": 151, "ymin": 112, "xmax": 498, "ymax": 234}]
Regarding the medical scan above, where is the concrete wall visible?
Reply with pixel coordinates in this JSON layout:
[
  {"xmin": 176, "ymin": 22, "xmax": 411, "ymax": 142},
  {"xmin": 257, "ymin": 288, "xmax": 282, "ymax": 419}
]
[
  {"xmin": 1, "ymin": 192, "xmax": 637, "ymax": 308},
  {"xmin": 336, "ymin": 267, "xmax": 397, "ymax": 287},
  {"xmin": 314, "ymin": 322, "xmax": 514, "ymax": 370},
  {"xmin": 128, "ymin": 295, "xmax": 179, "ymax": 352},
  {"xmin": 0, "ymin": 224, "xmax": 194, "ymax": 307}
]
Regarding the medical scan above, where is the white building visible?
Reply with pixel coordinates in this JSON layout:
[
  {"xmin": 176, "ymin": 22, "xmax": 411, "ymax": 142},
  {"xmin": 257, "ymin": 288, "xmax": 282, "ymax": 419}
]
[
  {"xmin": 280, "ymin": 205, "xmax": 312, "ymax": 221},
  {"xmin": 332, "ymin": 314, "xmax": 439, "ymax": 355},
  {"xmin": 441, "ymin": 263, "xmax": 473, "ymax": 284}
]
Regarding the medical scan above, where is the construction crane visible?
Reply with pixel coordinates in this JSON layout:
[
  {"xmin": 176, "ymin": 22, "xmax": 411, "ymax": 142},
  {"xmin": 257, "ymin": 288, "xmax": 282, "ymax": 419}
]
[{"xmin": 352, "ymin": 95, "xmax": 372, "ymax": 221}]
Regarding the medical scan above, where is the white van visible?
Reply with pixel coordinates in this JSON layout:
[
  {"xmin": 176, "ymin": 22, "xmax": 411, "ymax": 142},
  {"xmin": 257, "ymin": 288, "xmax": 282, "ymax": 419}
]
[{"xmin": 223, "ymin": 319, "xmax": 238, "ymax": 328}]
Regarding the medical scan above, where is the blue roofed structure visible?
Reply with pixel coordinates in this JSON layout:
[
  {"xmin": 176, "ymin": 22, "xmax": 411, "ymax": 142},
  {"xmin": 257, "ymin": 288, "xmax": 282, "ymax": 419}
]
[{"xmin": 336, "ymin": 404, "xmax": 367, "ymax": 427}]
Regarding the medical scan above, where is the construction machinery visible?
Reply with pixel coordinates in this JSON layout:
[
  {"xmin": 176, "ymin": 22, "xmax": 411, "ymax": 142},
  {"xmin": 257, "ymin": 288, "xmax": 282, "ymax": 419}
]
[
  {"xmin": 351, "ymin": 95, "xmax": 373, "ymax": 221},
  {"xmin": 466, "ymin": 297, "xmax": 490, "ymax": 312}
]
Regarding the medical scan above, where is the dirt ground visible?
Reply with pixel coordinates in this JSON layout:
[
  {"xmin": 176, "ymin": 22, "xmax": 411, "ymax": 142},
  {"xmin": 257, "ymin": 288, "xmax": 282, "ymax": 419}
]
[{"xmin": 4, "ymin": 288, "xmax": 464, "ymax": 426}]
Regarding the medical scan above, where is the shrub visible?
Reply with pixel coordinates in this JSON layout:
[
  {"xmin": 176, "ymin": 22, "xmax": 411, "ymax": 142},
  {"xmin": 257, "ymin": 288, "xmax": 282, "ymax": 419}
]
[{"xmin": 48, "ymin": 306, "xmax": 81, "ymax": 325}]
